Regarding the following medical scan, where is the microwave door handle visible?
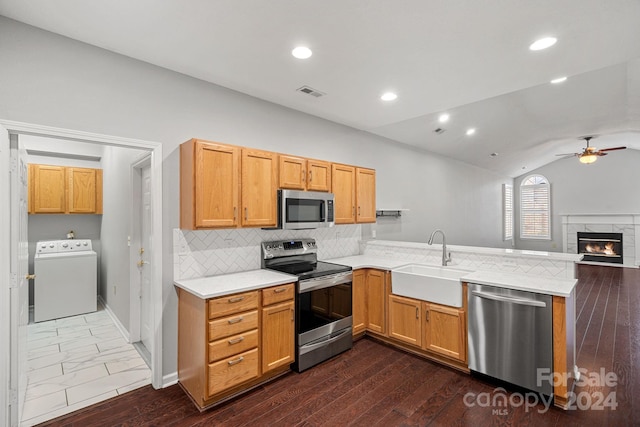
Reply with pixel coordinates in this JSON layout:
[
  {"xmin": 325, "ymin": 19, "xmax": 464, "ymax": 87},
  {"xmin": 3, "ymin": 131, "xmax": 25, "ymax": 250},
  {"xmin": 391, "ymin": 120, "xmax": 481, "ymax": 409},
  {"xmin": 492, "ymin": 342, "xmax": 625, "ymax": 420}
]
[{"xmin": 320, "ymin": 201, "xmax": 325, "ymax": 222}]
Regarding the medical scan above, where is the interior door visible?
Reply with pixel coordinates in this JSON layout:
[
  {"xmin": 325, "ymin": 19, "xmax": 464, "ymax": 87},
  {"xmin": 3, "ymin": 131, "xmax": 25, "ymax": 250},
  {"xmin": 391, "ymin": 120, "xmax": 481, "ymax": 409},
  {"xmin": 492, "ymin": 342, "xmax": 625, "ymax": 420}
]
[{"xmin": 9, "ymin": 133, "xmax": 29, "ymax": 426}]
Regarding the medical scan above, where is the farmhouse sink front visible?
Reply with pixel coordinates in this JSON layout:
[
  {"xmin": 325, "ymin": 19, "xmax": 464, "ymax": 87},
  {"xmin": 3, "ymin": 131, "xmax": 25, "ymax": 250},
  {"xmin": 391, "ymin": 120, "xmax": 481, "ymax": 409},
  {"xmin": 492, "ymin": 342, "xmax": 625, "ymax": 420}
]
[{"xmin": 391, "ymin": 264, "xmax": 471, "ymax": 307}]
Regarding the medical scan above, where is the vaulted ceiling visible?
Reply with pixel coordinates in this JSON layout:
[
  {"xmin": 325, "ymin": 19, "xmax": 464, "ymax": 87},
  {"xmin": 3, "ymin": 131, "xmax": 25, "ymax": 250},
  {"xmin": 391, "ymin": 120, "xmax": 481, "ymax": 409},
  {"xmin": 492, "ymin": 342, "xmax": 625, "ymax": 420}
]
[{"xmin": 1, "ymin": 0, "xmax": 639, "ymax": 177}]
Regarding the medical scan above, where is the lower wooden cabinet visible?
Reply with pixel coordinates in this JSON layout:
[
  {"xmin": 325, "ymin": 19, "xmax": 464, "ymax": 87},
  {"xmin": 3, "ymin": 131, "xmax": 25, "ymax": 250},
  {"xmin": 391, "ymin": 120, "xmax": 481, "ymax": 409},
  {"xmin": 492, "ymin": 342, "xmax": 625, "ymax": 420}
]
[
  {"xmin": 352, "ymin": 270, "xmax": 367, "ymax": 335},
  {"xmin": 366, "ymin": 269, "xmax": 388, "ymax": 335},
  {"xmin": 388, "ymin": 295, "xmax": 422, "ymax": 347},
  {"xmin": 423, "ymin": 302, "xmax": 467, "ymax": 363},
  {"xmin": 178, "ymin": 283, "xmax": 295, "ymax": 409},
  {"xmin": 351, "ymin": 268, "xmax": 389, "ymax": 337},
  {"xmin": 262, "ymin": 300, "xmax": 294, "ymax": 373}
]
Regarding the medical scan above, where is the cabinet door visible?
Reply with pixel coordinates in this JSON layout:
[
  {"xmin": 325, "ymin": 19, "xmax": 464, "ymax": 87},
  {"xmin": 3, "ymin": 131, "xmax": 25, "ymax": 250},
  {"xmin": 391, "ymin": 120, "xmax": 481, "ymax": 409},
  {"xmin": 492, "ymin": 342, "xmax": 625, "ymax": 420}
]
[
  {"xmin": 331, "ymin": 164, "xmax": 355, "ymax": 224},
  {"xmin": 356, "ymin": 168, "xmax": 376, "ymax": 223},
  {"xmin": 261, "ymin": 300, "xmax": 295, "ymax": 373},
  {"xmin": 241, "ymin": 149, "xmax": 278, "ymax": 227},
  {"xmin": 366, "ymin": 269, "xmax": 387, "ymax": 335},
  {"xmin": 424, "ymin": 302, "xmax": 466, "ymax": 362},
  {"xmin": 195, "ymin": 141, "xmax": 240, "ymax": 228},
  {"xmin": 31, "ymin": 164, "xmax": 66, "ymax": 213},
  {"xmin": 388, "ymin": 295, "xmax": 422, "ymax": 347},
  {"xmin": 307, "ymin": 159, "xmax": 331, "ymax": 192},
  {"xmin": 279, "ymin": 155, "xmax": 306, "ymax": 190},
  {"xmin": 352, "ymin": 269, "xmax": 366, "ymax": 335},
  {"xmin": 67, "ymin": 167, "xmax": 97, "ymax": 213}
]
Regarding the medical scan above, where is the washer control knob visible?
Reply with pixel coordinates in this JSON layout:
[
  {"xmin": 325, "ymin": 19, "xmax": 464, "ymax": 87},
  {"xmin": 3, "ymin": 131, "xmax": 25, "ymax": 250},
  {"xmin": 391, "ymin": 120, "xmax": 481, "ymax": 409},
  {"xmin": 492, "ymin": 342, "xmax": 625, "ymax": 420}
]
[
  {"xmin": 49, "ymin": 244, "xmax": 54, "ymax": 248},
  {"xmin": 62, "ymin": 243, "xmax": 68, "ymax": 248},
  {"xmin": 76, "ymin": 242, "xmax": 81, "ymax": 247}
]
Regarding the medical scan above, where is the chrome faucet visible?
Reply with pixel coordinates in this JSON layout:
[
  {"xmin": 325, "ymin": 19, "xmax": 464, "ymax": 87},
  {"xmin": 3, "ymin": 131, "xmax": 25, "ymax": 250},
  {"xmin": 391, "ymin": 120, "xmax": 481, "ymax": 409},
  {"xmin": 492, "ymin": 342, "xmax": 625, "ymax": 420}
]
[{"xmin": 428, "ymin": 229, "xmax": 451, "ymax": 266}]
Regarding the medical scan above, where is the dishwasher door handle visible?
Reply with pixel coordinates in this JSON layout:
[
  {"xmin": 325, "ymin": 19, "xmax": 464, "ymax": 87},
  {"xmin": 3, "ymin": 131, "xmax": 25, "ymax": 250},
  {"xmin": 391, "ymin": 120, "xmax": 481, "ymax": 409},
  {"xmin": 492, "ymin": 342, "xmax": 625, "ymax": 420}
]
[{"xmin": 471, "ymin": 290, "xmax": 547, "ymax": 307}]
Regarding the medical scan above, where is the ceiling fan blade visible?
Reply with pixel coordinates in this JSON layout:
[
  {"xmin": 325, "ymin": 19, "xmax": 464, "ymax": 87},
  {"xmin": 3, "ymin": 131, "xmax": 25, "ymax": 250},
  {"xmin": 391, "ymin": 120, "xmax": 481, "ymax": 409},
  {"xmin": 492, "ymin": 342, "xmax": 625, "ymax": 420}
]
[
  {"xmin": 596, "ymin": 152, "xmax": 608, "ymax": 156},
  {"xmin": 599, "ymin": 146, "xmax": 627, "ymax": 152}
]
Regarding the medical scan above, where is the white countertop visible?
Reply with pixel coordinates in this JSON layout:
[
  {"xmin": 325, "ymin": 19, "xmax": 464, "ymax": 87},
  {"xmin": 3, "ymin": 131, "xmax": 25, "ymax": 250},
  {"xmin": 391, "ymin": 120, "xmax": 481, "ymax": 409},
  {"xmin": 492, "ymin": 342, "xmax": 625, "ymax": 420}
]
[
  {"xmin": 325, "ymin": 255, "xmax": 409, "ymax": 270},
  {"xmin": 174, "ymin": 269, "xmax": 297, "ymax": 299},
  {"xmin": 326, "ymin": 254, "xmax": 578, "ymax": 297},
  {"xmin": 365, "ymin": 239, "xmax": 583, "ymax": 262},
  {"xmin": 461, "ymin": 270, "xmax": 577, "ymax": 297}
]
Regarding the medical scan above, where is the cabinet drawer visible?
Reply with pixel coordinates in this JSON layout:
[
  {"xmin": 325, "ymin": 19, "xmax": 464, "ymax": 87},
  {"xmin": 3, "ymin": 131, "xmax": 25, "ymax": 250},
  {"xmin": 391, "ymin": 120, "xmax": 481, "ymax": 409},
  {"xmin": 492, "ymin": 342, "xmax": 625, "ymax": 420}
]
[
  {"xmin": 208, "ymin": 291, "xmax": 259, "ymax": 319},
  {"xmin": 208, "ymin": 329, "xmax": 258, "ymax": 363},
  {"xmin": 209, "ymin": 310, "xmax": 258, "ymax": 341},
  {"xmin": 208, "ymin": 348, "xmax": 259, "ymax": 397},
  {"xmin": 262, "ymin": 283, "xmax": 295, "ymax": 306}
]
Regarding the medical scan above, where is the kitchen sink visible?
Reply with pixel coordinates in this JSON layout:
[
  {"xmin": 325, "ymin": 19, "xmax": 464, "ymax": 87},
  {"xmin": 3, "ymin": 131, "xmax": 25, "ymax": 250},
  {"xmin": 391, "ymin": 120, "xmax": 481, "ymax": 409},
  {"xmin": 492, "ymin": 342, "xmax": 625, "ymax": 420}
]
[{"xmin": 391, "ymin": 264, "xmax": 472, "ymax": 307}]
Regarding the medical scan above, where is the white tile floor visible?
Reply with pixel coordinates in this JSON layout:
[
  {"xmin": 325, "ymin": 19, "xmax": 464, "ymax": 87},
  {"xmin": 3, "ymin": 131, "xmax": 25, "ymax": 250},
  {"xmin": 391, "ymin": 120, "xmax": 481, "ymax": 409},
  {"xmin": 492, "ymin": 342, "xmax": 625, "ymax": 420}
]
[{"xmin": 21, "ymin": 305, "xmax": 151, "ymax": 426}]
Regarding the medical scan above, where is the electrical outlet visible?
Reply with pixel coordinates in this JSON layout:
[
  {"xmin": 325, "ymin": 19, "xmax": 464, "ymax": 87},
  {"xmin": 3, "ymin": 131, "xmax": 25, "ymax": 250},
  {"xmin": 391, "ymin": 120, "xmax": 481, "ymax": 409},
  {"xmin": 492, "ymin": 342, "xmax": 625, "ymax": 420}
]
[{"xmin": 372, "ymin": 230, "xmax": 377, "ymax": 238}]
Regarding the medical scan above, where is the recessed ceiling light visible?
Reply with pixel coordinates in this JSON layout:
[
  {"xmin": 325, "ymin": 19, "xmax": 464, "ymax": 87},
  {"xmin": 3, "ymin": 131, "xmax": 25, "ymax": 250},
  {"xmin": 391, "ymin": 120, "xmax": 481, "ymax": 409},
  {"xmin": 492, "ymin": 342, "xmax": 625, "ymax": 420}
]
[
  {"xmin": 380, "ymin": 92, "xmax": 398, "ymax": 101},
  {"xmin": 466, "ymin": 128, "xmax": 476, "ymax": 136},
  {"xmin": 490, "ymin": 152, "xmax": 499, "ymax": 157},
  {"xmin": 529, "ymin": 37, "xmax": 557, "ymax": 51},
  {"xmin": 292, "ymin": 46, "xmax": 312, "ymax": 59},
  {"xmin": 438, "ymin": 113, "xmax": 450, "ymax": 123},
  {"xmin": 550, "ymin": 76, "xmax": 567, "ymax": 84}
]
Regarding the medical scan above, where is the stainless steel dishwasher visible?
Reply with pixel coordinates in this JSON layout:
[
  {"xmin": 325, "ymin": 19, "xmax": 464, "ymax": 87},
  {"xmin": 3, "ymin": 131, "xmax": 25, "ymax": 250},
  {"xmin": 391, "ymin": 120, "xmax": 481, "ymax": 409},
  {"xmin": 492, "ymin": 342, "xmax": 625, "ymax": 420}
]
[{"xmin": 467, "ymin": 283, "xmax": 553, "ymax": 395}]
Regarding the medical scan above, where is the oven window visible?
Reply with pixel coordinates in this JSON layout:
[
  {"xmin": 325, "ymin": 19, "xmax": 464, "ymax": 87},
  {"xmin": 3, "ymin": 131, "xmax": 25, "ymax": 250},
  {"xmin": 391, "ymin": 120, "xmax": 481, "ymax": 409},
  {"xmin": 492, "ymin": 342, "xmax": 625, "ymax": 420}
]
[
  {"xmin": 286, "ymin": 199, "xmax": 324, "ymax": 223},
  {"xmin": 297, "ymin": 283, "xmax": 352, "ymax": 335}
]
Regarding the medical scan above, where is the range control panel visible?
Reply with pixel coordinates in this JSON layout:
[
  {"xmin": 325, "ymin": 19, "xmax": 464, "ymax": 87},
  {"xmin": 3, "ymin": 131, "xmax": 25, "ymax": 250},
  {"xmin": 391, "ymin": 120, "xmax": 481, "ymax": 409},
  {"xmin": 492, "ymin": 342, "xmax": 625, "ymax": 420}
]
[
  {"xmin": 36, "ymin": 239, "xmax": 93, "ymax": 254},
  {"xmin": 261, "ymin": 238, "xmax": 317, "ymax": 259}
]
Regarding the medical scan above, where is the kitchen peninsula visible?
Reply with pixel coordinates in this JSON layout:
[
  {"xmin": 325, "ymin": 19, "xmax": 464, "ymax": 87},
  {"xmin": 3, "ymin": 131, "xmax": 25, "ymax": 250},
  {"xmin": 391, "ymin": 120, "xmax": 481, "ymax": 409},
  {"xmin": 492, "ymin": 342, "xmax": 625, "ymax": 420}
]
[{"xmin": 174, "ymin": 237, "xmax": 582, "ymax": 410}]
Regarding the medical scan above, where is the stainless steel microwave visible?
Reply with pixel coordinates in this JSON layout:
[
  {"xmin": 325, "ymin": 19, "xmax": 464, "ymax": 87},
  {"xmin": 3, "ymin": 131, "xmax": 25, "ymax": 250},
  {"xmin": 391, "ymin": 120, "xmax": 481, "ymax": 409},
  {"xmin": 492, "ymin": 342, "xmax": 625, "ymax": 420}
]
[{"xmin": 277, "ymin": 189, "xmax": 335, "ymax": 229}]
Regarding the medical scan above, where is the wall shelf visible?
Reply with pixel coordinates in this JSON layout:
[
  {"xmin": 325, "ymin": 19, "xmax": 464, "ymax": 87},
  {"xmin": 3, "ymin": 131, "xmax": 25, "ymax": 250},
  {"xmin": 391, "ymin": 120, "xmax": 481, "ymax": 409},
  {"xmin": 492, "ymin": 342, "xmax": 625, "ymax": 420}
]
[{"xmin": 376, "ymin": 209, "xmax": 409, "ymax": 218}]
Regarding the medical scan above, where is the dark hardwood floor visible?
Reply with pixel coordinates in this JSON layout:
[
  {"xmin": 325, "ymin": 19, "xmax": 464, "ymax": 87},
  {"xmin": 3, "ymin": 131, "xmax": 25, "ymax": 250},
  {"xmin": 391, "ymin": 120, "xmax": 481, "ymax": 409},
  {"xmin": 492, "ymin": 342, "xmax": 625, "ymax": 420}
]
[{"xmin": 39, "ymin": 264, "xmax": 640, "ymax": 426}]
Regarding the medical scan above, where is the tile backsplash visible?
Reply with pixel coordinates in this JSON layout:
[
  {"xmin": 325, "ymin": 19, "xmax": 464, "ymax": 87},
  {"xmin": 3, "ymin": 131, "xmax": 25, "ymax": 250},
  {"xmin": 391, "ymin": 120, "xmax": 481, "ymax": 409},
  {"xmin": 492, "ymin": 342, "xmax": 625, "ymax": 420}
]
[{"xmin": 174, "ymin": 225, "xmax": 361, "ymax": 280}]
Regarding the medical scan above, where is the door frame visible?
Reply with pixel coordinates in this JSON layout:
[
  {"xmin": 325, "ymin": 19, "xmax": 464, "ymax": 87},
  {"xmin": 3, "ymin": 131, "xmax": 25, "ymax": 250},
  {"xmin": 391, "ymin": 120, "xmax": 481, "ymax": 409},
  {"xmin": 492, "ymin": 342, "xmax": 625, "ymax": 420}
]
[
  {"xmin": 129, "ymin": 153, "xmax": 151, "ymax": 346},
  {"xmin": 0, "ymin": 119, "xmax": 164, "ymax": 390},
  {"xmin": 1, "ymin": 124, "xmax": 12, "ymax": 425}
]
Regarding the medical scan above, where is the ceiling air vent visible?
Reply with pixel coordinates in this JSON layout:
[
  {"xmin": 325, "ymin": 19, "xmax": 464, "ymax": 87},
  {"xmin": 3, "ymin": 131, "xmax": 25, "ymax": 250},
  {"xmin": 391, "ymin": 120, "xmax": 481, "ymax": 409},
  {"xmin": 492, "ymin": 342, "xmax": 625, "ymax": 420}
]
[
  {"xmin": 434, "ymin": 128, "xmax": 445, "ymax": 134},
  {"xmin": 296, "ymin": 86, "xmax": 325, "ymax": 98}
]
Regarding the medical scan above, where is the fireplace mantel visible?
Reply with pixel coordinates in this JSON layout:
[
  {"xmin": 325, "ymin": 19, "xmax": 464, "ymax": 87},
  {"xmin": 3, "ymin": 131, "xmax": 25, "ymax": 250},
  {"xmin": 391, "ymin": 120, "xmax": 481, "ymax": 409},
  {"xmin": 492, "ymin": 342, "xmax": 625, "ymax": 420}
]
[{"xmin": 561, "ymin": 214, "xmax": 640, "ymax": 267}]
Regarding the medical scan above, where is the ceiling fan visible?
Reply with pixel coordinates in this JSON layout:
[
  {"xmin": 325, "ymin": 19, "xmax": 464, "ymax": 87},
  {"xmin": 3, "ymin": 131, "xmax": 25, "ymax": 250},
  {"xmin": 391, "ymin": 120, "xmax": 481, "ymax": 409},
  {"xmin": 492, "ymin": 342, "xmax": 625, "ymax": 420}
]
[{"xmin": 556, "ymin": 136, "xmax": 626, "ymax": 164}]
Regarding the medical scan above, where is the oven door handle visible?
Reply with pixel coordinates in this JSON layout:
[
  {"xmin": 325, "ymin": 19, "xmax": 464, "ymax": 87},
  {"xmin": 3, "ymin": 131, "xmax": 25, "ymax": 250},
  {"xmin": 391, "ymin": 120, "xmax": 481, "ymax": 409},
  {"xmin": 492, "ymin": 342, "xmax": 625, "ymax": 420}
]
[
  {"xmin": 299, "ymin": 272, "xmax": 353, "ymax": 293},
  {"xmin": 299, "ymin": 328, "xmax": 352, "ymax": 355}
]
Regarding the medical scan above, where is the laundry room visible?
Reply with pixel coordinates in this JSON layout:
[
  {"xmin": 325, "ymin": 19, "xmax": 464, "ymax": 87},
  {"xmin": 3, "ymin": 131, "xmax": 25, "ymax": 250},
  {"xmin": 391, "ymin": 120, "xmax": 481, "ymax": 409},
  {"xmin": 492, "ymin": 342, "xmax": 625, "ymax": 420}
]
[{"xmin": 25, "ymin": 134, "xmax": 147, "ymax": 329}]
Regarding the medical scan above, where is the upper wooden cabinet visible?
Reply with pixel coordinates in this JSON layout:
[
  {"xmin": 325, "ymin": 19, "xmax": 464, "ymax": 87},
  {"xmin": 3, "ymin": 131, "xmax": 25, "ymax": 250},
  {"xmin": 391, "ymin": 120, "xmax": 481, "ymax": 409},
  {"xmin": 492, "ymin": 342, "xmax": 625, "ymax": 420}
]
[
  {"xmin": 181, "ymin": 139, "xmax": 240, "ymax": 229},
  {"xmin": 332, "ymin": 164, "xmax": 356, "ymax": 224},
  {"xmin": 241, "ymin": 149, "xmax": 278, "ymax": 227},
  {"xmin": 332, "ymin": 164, "xmax": 376, "ymax": 224},
  {"xmin": 279, "ymin": 156, "xmax": 331, "ymax": 192},
  {"xmin": 180, "ymin": 139, "xmax": 375, "ymax": 229},
  {"xmin": 356, "ymin": 168, "xmax": 376, "ymax": 223},
  {"xmin": 28, "ymin": 164, "xmax": 102, "ymax": 214}
]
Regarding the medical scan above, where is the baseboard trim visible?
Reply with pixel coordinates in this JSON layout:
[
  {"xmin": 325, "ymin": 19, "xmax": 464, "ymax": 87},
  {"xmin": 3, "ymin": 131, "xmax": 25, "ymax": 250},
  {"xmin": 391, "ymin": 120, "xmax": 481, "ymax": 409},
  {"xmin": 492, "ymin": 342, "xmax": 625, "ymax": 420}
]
[
  {"xmin": 163, "ymin": 372, "xmax": 178, "ymax": 388},
  {"xmin": 98, "ymin": 296, "xmax": 130, "ymax": 342}
]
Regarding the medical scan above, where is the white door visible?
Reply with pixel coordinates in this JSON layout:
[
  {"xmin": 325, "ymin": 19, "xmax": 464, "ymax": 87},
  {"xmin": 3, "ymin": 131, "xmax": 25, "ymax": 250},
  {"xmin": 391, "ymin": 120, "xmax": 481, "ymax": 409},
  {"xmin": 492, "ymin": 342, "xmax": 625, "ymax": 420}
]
[
  {"xmin": 9, "ymin": 133, "xmax": 29, "ymax": 426},
  {"xmin": 139, "ymin": 162, "xmax": 152, "ymax": 352}
]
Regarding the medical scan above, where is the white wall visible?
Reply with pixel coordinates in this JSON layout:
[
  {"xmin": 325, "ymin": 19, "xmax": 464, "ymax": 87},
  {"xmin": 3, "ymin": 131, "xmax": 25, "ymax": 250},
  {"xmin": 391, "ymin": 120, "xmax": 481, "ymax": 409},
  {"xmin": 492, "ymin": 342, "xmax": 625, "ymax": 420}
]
[
  {"xmin": 0, "ymin": 17, "xmax": 512, "ymax": 378},
  {"xmin": 99, "ymin": 145, "xmax": 147, "ymax": 330},
  {"xmin": 514, "ymin": 146, "xmax": 640, "ymax": 252}
]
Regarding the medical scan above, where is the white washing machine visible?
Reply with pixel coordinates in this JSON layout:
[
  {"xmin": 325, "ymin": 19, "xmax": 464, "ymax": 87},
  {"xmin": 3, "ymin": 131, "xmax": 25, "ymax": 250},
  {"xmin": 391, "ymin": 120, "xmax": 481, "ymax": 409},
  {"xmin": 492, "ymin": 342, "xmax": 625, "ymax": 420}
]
[{"xmin": 34, "ymin": 239, "xmax": 97, "ymax": 322}]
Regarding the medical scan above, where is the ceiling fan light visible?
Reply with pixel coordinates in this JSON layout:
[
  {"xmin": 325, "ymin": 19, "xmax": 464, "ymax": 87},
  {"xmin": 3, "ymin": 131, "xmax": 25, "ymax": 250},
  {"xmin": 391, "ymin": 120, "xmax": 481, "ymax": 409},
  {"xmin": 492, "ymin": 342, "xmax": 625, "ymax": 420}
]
[{"xmin": 579, "ymin": 154, "xmax": 597, "ymax": 164}]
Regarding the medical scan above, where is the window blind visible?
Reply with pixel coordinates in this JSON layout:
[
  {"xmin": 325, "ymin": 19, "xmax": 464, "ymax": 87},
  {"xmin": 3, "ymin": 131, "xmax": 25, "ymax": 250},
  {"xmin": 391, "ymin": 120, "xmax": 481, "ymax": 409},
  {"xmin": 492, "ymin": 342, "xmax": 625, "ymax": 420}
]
[
  {"xmin": 503, "ymin": 184, "xmax": 513, "ymax": 240},
  {"xmin": 520, "ymin": 182, "xmax": 550, "ymax": 239}
]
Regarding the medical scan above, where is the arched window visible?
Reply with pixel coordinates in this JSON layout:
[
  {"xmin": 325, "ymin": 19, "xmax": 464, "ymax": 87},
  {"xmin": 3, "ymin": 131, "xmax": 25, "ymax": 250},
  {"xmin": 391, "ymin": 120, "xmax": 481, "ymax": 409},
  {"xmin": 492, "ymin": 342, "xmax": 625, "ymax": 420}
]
[{"xmin": 520, "ymin": 174, "xmax": 550, "ymax": 239}]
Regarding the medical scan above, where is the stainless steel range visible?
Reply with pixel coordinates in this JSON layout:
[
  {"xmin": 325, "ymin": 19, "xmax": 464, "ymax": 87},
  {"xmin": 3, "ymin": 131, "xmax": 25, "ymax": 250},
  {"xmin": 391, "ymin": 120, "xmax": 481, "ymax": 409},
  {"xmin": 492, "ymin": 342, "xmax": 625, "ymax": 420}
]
[{"xmin": 261, "ymin": 238, "xmax": 353, "ymax": 372}]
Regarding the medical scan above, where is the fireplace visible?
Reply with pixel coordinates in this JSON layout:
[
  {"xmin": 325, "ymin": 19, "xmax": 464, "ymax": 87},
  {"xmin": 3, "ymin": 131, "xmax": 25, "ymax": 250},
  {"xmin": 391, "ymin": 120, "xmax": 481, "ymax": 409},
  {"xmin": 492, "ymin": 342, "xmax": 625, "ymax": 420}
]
[{"xmin": 577, "ymin": 232, "xmax": 623, "ymax": 264}]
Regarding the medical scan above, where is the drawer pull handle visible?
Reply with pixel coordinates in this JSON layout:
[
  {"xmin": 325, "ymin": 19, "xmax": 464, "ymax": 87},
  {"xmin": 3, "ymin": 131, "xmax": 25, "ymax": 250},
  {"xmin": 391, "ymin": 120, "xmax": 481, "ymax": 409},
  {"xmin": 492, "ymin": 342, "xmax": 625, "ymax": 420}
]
[
  {"xmin": 228, "ymin": 296, "xmax": 245, "ymax": 303},
  {"xmin": 274, "ymin": 288, "xmax": 287, "ymax": 293},
  {"xmin": 228, "ymin": 356, "xmax": 244, "ymax": 366},
  {"xmin": 228, "ymin": 316, "xmax": 244, "ymax": 324},
  {"xmin": 228, "ymin": 336, "xmax": 245, "ymax": 345}
]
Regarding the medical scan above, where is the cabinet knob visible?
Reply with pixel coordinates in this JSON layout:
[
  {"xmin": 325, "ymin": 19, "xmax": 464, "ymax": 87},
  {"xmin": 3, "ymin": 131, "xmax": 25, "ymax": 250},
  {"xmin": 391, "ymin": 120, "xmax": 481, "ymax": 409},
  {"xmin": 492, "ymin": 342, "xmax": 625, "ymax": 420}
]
[
  {"xmin": 244, "ymin": 207, "xmax": 248, "ymax": 220},
  {"xmin": 425, "ymin": 310, "xmax": 430, "ymax": 322},
  {"xmin": 309, "ymin": 170, "xmax": 313, "ymax": 182},
  {"xmin": 416, "ymin": 307, "xmax": 419, "ymax": 319}
]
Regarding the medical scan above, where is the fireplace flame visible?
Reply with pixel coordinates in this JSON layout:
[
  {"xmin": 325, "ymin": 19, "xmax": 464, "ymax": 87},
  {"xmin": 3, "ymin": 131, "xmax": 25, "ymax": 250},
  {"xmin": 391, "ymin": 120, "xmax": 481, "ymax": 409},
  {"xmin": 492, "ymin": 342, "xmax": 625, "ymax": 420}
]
[{"xmin": 585, "ymin": 243, "xmax": 618, "ymax": 256}]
